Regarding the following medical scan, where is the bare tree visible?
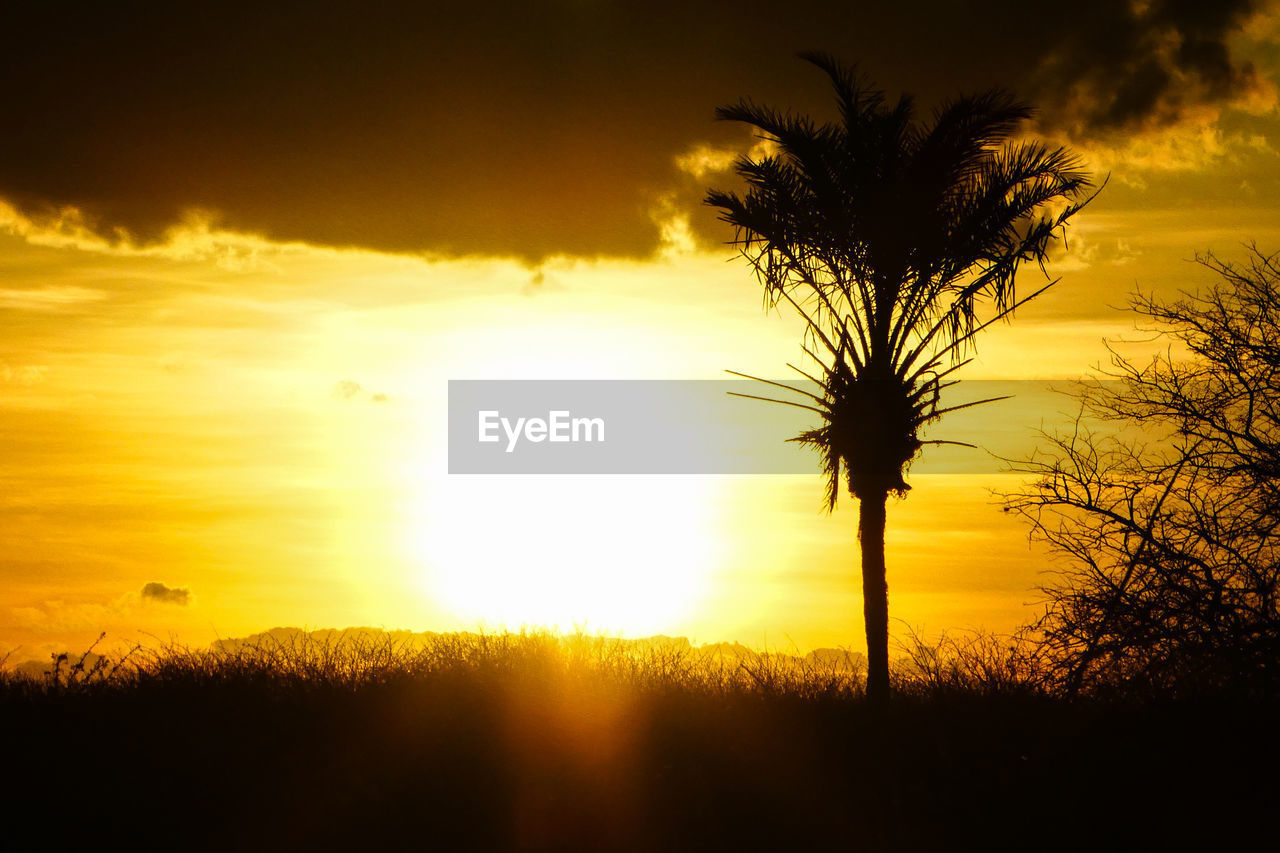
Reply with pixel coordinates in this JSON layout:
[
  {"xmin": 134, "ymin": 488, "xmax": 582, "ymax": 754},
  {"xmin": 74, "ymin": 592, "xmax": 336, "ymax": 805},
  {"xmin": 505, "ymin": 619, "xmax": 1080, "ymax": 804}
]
[
  {"xmin": 1005, "ymin": 247, "xmax": 1280, "ymax": 696},
  {"xmin": 706, "ymin": 53, "xmax": 1094, "ymax": 701}
]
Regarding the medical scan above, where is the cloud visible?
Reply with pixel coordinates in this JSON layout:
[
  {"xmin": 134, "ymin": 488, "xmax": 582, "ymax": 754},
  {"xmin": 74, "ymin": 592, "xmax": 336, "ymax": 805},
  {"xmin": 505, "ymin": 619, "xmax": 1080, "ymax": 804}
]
[
  {"xmin": 674, "ymin": 144, "xmax": 740, "ymax": 181},
  {"xmin": 332, "ymin": 379, "xmax": 391, "ymax": 402},
  {"xmin": 0, "ymin": 1, "xmax": 1273, "ymax": 259},
  {"xmin": 0, "ymin": 363, "xmax": 47, "ymax": 385},
  {"xmin": 1044, "ymin": 229, "xmax": 1144, "ymax": 274},
  {"xmin": 0, "ymin": 200, "xmax": 307, "ymax": 271},
  {"xmin": 10, "ymin": 596, "xmax": 140, "ymax": 631},
  {"xmin": 0, "ymin": 286, "xmax": 106, "ymax": 312},
  {"xmin": 1028, "ymin": 0, "xmax": 1273, "ymax": 136},
  {"xmin": 332, "ymin": 380, "xmax": 363, "ymax": 401},
  {"xmin": 141, "ymin": 582, "xmax": 191, "ymax": 606}
]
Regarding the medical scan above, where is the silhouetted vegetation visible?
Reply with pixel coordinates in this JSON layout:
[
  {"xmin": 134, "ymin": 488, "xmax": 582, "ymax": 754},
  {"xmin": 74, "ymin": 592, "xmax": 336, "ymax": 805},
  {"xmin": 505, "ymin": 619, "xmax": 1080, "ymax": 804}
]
[
  {"xmin": 706, "ymin": 53, "xmax": 1095, "ymax": 700},
  {"xmin": 3, "ymin": 628, "xmax": 1274, "ymax": 851},
  {"xmin": 1006, "ymin": 247, "xmax": 1280, "ymax": 698}
]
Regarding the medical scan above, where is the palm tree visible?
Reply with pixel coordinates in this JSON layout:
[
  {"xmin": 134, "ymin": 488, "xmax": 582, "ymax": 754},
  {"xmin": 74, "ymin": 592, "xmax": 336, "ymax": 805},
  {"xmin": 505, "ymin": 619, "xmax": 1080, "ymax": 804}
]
[{"xmin": 706, "ymin": 53, "xmax": 1096, "ymax": 702}]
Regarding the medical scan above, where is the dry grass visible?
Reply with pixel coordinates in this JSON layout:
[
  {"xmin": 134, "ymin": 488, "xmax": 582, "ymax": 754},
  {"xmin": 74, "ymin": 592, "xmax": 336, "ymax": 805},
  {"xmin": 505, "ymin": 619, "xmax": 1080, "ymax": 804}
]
[
  {"xmin": 2, "ymin": 628, "xmax": 1273, "ymax": 851},
  {"xmin": 5, "ymin": 628, "xmax": 871, "ymax": 701}
]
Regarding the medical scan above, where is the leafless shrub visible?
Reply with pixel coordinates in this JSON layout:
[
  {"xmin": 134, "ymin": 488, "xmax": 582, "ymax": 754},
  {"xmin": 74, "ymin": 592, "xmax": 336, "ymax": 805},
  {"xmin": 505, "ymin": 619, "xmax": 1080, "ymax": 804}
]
[
  {"xmin": 1004, "ymin": 247, "xmax": 1280, "ymax": 697},
  {"xmin": 894, "ymin": 626, "xmax": 1051, "ymax": 696}
]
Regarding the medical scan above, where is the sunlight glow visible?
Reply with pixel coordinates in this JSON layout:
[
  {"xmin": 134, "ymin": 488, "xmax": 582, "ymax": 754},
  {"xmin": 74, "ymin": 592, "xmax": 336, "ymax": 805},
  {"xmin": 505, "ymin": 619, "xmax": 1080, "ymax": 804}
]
[{"xmin": 409, "ymin": 474, "xmax": 720, "ymax": 635}]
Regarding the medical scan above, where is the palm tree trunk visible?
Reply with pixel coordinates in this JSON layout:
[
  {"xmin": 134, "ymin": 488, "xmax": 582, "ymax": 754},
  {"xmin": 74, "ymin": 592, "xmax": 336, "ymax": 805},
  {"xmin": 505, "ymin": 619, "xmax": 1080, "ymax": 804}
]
[{"xmin": 859, "ymin": 488, "xmax": 890, "ymax": 702}]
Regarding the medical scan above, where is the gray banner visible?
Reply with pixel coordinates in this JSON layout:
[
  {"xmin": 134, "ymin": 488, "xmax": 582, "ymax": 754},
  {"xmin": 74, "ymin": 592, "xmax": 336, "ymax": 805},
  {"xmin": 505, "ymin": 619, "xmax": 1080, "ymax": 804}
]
[{"xmin": 447, "ymin": 379, "xmax": 1089, "ymax": 475}]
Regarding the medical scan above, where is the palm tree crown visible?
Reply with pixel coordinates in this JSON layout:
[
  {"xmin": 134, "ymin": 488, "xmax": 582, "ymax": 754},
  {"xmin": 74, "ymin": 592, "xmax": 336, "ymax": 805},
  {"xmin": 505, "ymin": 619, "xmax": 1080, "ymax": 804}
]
[{"xmin": 706, "ymin": 52, "xmax": 1096, "ymax": 699}]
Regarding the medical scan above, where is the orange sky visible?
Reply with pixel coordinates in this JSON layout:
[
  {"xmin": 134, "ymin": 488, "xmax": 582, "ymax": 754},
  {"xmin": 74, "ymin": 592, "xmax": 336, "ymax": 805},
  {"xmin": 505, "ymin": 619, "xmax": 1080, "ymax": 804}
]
[{"xmin": 3, "ymin": 3, "xmax": 1280, "ymax": 662}]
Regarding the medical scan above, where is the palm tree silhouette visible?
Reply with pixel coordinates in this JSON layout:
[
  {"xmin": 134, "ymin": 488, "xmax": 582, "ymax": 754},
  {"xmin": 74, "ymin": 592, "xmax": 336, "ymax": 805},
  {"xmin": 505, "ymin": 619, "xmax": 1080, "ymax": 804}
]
[{"xmin": 706, "ymin": 53, "xmax": 1096, "ymax": 702}]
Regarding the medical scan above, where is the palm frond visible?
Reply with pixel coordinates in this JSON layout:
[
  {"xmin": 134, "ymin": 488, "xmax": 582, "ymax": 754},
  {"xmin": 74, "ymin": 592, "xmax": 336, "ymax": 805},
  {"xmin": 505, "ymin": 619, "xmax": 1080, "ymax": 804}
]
[{"xmin": 707, "ymin": 55, "xmax": 1096, "ymax": 505}]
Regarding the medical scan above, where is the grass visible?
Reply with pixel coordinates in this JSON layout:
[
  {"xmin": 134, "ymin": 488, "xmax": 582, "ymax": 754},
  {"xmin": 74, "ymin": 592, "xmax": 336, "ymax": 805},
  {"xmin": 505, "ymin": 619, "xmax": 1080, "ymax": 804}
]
[{"xmin": 2, "ymin": 629, "xmax": 1274, "ymax": 851}]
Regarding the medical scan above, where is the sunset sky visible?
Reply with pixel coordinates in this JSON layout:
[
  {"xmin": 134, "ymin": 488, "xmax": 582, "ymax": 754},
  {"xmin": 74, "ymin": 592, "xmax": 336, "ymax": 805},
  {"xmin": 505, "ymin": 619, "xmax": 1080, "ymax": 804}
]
[{"xmin": 3, "ymin": 1, "xmax": 1280, "ymax": 663}]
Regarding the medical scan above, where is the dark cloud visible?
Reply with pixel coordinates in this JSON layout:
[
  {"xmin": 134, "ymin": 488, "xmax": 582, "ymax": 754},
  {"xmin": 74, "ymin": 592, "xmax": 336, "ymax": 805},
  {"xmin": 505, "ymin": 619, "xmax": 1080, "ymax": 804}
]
[
  {"xmin": 141, "ymin": 582, "xmax": 190, "ymax": 606},
  {"xmin": 0, "ymin": 1, "xmax": 1271, "ymax": 260},
  {"xmin": 1025, "ymin": 0, "xmax": 1267, "ymax": 134}
]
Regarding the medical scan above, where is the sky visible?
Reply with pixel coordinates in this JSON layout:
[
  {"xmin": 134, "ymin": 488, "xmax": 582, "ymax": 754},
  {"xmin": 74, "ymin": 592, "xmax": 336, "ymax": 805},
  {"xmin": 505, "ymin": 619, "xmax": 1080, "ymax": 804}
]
[{"xmin": 3, "ymin": 1, "xmax": 1280, "ymax": 662}]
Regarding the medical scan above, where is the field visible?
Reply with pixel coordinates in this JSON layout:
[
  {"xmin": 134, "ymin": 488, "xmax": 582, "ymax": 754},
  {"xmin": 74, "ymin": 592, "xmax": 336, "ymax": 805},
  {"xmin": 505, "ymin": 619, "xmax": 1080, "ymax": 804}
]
[{"xmin": 3, "ymin": 629, "xmax": 1274, "ymax": 851}]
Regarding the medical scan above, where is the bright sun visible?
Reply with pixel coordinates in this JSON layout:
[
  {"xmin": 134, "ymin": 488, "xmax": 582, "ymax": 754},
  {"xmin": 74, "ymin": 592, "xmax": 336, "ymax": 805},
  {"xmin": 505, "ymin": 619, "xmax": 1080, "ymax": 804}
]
[
  {"xmin": 409, "ymin": 474, "xmax": 721, "ymax": 635},
  {"xmin": 389, "ymin": 321, "xmax": 728, "ymax": 636}
]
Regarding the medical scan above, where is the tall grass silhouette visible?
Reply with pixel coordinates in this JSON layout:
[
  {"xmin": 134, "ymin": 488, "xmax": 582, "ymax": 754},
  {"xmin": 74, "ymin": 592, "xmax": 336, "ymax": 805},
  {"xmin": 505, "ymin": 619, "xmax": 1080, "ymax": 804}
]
[{"xmin": 3, "ymin": 628, "xmax": 1273, "ymax": 851}]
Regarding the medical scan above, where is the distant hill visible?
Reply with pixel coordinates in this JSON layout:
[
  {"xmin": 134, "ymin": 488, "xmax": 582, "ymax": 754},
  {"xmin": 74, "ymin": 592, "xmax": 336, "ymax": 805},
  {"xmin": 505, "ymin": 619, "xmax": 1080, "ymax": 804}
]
[
  {"xmin": 4, "ymin": 626, "xmax": 865, "ymax": 678},
  {"xmin": 211, "ymin": 626, "xmax": 866, "ymax": 672}
]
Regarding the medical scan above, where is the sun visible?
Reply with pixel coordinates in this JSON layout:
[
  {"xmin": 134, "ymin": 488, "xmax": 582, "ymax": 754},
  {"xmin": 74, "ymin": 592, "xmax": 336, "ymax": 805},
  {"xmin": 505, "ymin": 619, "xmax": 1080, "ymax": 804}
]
[{"xmin": 408, "ymin": 474, "xmax": 721, "ymax": 635}]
